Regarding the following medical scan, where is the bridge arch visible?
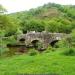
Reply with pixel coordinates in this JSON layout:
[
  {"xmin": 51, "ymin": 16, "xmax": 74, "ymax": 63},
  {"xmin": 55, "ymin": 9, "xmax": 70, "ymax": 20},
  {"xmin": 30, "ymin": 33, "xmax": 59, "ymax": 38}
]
[
  {"xmin": 19, "ymin": 38, "xmax": 25, "ymax": 43},
  {"xmin": 50, "ymin": 40, "xmax": 59, "ymax": 47},
  {"xmin": 31, "ymin": 39, "xmax": 44, "ymax": 49},
  {"xmin": 49, "ymin": 36, "xmax": 62, "ymax": 47}
]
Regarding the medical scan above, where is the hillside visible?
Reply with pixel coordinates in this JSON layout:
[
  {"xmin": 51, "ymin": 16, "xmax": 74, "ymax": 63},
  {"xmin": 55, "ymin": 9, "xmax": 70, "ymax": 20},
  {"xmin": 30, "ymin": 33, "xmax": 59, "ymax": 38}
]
[
  {"xmin": 9, "ymin": 3, "xmax": 75, "ymax": 34},
  {"xmin": 10, "ymin": 3, "xmax": 75, "ymax": 19}
]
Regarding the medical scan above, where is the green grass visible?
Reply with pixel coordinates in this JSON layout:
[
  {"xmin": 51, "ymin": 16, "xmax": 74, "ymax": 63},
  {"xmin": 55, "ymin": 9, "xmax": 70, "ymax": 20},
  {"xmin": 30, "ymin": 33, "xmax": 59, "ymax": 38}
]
[{"xmin": 0, "ymin": 50, "xmax": 75, "ymax": 75}]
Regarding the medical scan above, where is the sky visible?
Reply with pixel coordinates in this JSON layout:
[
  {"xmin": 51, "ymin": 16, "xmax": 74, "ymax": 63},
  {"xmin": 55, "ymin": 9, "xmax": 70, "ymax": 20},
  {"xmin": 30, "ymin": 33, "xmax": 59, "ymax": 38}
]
[{"xmin": 0, "ymin": 0, "xmax": 75, "ymax": 13}]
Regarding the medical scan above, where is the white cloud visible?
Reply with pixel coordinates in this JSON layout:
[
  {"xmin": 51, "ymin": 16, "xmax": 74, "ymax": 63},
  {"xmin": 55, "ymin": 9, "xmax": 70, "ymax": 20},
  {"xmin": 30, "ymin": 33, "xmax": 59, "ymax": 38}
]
[{"xmin": 0, "ymin": 0, "xmax": 75, "ymax": 13}]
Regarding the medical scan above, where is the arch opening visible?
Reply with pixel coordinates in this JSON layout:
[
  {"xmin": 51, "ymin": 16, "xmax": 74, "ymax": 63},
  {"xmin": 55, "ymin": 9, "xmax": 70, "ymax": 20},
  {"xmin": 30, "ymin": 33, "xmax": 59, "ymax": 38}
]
[
  {"xmin": 19, "ymin": 38, "xmax": 25, "ymax": 43},
  {"xmin": 31, "ymin": 40, "xmax": 45, "ymax": 51},
  {"xmin": 50, "ymin": 40, "xmax": 59, "ymax": 47},
  {"xmin": 31, "ymin": 40, "xmax": 39, "ymax": 48}
]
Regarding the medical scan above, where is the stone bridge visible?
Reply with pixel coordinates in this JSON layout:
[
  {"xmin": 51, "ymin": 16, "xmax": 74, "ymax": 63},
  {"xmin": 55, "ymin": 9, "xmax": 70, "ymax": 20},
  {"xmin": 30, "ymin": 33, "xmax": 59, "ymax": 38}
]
[{"xmin": 17, "ymin": 31, "xmax": 66, "ymax": 49}]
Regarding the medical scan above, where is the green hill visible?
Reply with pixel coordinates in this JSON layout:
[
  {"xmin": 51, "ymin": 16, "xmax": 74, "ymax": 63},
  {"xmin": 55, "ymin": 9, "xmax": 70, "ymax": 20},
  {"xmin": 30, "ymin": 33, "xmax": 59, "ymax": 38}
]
[{"xmin": 9, "ymin": 3, "xmax": 75, "ymax": 34}]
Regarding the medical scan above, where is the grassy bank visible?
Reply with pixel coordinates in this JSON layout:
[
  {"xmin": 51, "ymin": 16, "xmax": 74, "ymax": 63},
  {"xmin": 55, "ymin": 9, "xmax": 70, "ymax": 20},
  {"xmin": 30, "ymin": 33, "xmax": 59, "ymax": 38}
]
[{"xmin": 0, "ymin": 49, "xmax": 75, "ymax": 75}]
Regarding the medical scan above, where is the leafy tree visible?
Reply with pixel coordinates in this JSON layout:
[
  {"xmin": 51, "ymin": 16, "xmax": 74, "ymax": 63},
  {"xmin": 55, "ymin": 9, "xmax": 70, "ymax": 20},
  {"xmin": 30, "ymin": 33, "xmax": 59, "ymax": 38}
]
[
  {"xmin": 21, "ymin": 19, "xmax": 45, "ymax": 33},
  {"xmin": 45, "ymin": 20, "xmax": 58, "ymax": 32}
]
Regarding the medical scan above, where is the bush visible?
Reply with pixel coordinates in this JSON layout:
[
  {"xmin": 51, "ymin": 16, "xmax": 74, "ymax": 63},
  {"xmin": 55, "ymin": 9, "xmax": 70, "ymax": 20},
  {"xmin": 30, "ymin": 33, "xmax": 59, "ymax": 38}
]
[
  {"xmin": 44, "ymin": 46, "xmax": 54, "ymax": 53},
  {"xmin": 28, "ymin": 48, "xmax": 39, "ymax": 56},
  {"xmin": 63, "ymin": 48, "xmax": 75, "ymax": 56},
  {"xmin": 6, "ymin": 35, "xmax": 17, "ymax": 44},
  {"xmin": 55, "ymin": 39, "xmax": 68, "ymax": 48},
  {"xmin": 0, "ymin": 37, "xmax": 9, "ymax": 57},
  {"xmin": 0, "ymin": 35, "xmax": 17, "ymax": 57},
  {"xmin": 0, "ymin": 46, "xmax": 9, "ymax": 57}
]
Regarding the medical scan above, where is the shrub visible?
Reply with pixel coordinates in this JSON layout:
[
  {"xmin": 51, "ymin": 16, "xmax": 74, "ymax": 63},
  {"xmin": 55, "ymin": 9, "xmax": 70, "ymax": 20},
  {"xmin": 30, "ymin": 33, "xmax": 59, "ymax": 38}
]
[
  {"xmin": 28, "ymin": 48, "xmax": 39, "ymax": 56},
  {"xmin": 44, "ymin": 46, "xmax": 54, "ymax": 53},
  {"xmin": 0, "ymin": 35, "xmax": 17, "ymax": 57},
  {"xmin": 55, "ymin": 39, "xmax": 68, "ymax": 48},
  {"xmin": 7, "ymin": 36, "xmax": 17, "ymax": 44},
  {"xmin": 0, "ymin": 37, "xmax": 9, "ymax": 57},
  {"xmin": 63, "ymin": 48, "xmax": 75, "ymax": 56},
  {"xmin": 0, "ymin": 46, "xmax": 9, "ymax": 57}
]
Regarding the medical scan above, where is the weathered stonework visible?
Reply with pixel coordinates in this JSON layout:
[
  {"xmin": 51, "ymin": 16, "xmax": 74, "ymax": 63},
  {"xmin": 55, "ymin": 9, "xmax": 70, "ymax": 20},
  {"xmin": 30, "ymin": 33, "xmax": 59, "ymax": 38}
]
[{"xmin": 17, "ymin": 31, "xmax": 66, "ymax": 49}]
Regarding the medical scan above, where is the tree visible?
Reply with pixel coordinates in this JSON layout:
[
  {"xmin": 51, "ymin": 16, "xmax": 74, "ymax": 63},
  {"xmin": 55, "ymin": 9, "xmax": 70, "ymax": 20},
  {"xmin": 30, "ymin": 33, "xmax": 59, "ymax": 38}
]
[
  {"xmin": 45, "ymin": 20, "xmax": 58, "ymax": 32},
  {"xmin": 0, "ymin": 5, "xmax": 6, "ymax": 14},
  {"xmin": 0, "ymin": 5, "xmax": 20, "ymax": 36},
  {"xmin": 21, "ymin": 19, "xmax": 45, "ymax": 33}
]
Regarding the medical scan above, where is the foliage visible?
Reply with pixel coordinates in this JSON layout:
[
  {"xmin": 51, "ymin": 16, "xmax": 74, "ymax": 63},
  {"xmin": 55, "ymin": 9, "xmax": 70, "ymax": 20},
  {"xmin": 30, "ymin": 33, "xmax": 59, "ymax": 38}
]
[
  {"xmin": 43, "ymin": 46, "xmax": 53, "ymax": 53},
  {"xmin": 64, "ymin": 29, "xmax": 75, "ymax": 48},
  {"xmin": 55, "ymin": 39, "xmax": 69, "ymax": 48},
  {"xmin": 0, "ymin": 46, "xmax": 9, "ymax": 56},
  {"xmin": 0, "ymin": 5, "xmax": 20, "ymax": 36},
  {"xmin": 0, "ymin": 5, "xmax": 19, "ymax": 56},
  {"xmin": 28, "ymin": 48, "xmax": 39, "ymax": 56},
  {"xmin": 62, "ymin": 48, "xmax": 75, "ymax": 56},
  {"xmin": 21, "ymin": 19, "xmax": 45, "ymax": 33},
  {"xmin": 9, "ymin": 3, "xmax": 75, "ymax": 33},
  {"xmin": 0, "ymin": 4, "xmax": 6, "ymax": 14},
  {"xmin": 35, "ymin": 41, "xmax": 44, "ymax": 50},
  {"xmin": 70, "ymin": 29, "xmax": 75, "ymax": 46}
]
